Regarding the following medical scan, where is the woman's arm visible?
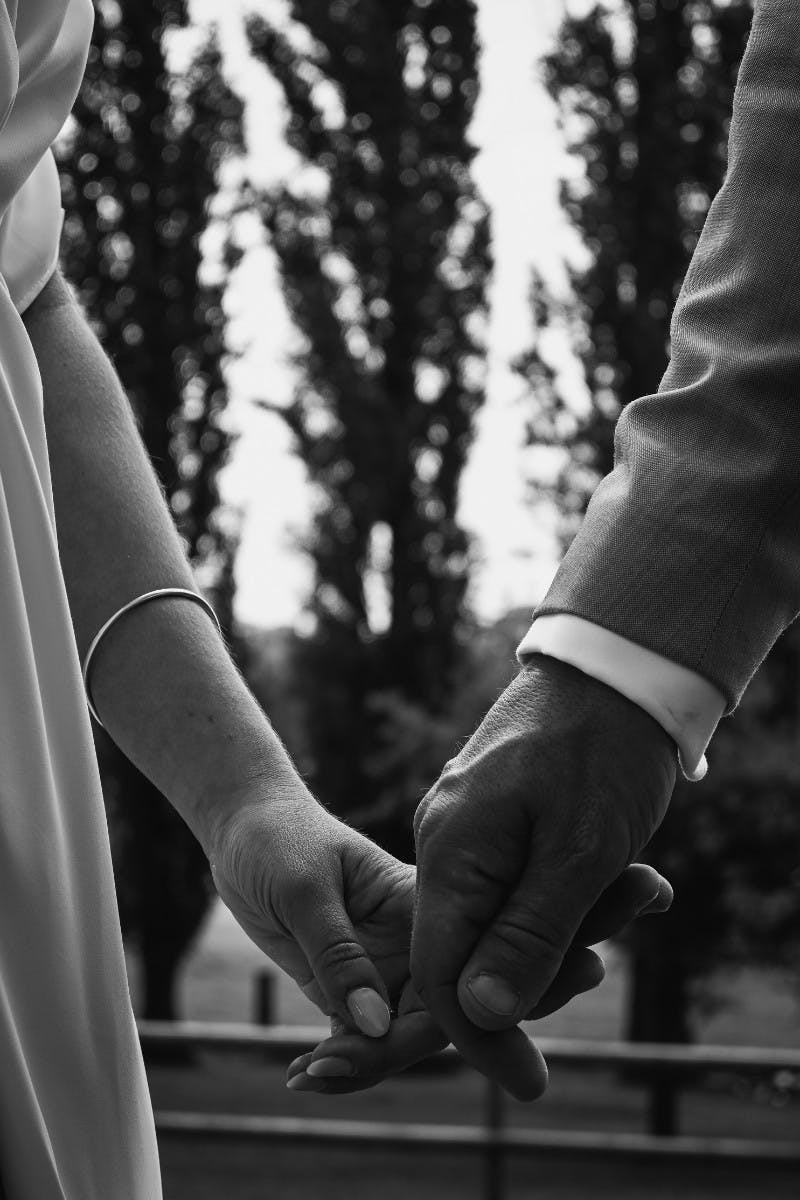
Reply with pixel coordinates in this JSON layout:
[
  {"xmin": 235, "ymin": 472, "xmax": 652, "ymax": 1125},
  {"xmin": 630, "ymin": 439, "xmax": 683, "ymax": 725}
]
[
  {"xmin": 22, "ymin": 267, "xmax": 293, "ymax": 853},
  {"xmin": 22, "ymin": 268, "xmax": 429, "ymax": 1053},
  {"xmin": 20, "ymin": 271, "xmax": 676, "ymax": 1097}
]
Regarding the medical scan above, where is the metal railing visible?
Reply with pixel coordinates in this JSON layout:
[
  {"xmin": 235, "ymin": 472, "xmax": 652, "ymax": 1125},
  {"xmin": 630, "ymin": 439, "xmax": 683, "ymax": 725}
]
[{"xmin": 138, "ymin": 1017, "xmax": 800, "ymax": 1200}]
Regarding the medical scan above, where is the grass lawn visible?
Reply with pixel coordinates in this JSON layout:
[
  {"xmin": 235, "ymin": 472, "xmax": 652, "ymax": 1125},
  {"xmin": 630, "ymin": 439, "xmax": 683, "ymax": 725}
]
[{"xmin": 130, "ymin": 900, "xmax": 800, "ymax": 1199}]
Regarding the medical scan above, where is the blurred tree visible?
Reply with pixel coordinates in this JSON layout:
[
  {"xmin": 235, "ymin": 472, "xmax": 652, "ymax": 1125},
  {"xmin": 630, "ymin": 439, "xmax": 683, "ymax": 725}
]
[
  {"xmin": 239, "ymin": 0, "xmax": 491, "ymax": 841},
  {"xmin": 350, "ymin": 607, "xmax": 532, "ymax": 856},
  {"xmin": 55, "ymin": 0, "xmax": 246, "ymax": 1042},
  {"xmin": 239, "ymin": 610, "xmax": 532, "ymax": 863},
  {"xmin": 516, "ymin": 0, "xmax": 800, "ymax": 1052}
]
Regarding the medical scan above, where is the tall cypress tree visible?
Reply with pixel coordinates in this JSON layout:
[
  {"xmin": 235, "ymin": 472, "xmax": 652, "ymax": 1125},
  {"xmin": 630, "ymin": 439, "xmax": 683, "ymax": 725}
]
[
  {"xmin": 55, "ymin": 0, "xmax": 246, "ymax": 1033},
  {"xmin": 516, "ymin": 0, "xmax": 750, "ymax": 542},
  {"xmin": 516, "ymin": 0, "xmax": 800, "ymax": 1065},
  {"xmin": 241, "ymin": 0, "xmax": 491, "ymax": 840}
]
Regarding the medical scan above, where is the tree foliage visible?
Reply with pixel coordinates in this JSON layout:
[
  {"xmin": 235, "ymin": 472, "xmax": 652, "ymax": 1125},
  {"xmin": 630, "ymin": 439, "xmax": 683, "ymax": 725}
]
[
  {"xmin": 517, "ymin": 0, "xmax": 751, "ymax": 543},
  {"xmin": 55, "ymin": 0, "xmax": 246, "ymax": 1031},
  {"xmin": 240, "ymin": 0, "xmax": 491, "ymax": 825},
  {"xmin": 240, "ymin": 610, "xmax": 532, "ymax": 863},
  {"xmin": 517, "ymin": 0, "xmax": 800, "ymax": 1041}
]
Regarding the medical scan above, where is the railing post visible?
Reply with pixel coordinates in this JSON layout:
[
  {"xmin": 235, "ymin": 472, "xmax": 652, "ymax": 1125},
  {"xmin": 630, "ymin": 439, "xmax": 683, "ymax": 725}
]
[
  {"xmin": 484, "ymin": 1078, "xmax": 506, "ymax": 1200},
  {"xmin": 254, "ymin": 970, "xmax": 275, "ymax": 1025},
  {"xmin": 648, "ymin": 1070, "xmax": 678, "ymax": 1136}
]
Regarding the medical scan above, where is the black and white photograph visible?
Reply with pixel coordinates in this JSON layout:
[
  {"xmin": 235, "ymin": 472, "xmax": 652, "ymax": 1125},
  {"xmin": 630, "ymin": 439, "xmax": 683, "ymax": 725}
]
[{"xmin": 0, "ymin": 0, "xmax": 798, "ymax": 1196}]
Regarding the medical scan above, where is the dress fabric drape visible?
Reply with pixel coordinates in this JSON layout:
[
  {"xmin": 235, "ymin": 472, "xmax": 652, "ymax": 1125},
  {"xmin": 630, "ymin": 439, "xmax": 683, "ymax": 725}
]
[{"xmin": 0, "ymin": 2, "xmax": 163, "ymax": 1196}]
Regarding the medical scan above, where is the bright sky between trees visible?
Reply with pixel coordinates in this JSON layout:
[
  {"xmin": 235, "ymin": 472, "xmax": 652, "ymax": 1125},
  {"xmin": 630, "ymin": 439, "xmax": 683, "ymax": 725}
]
[{"xmin": 180, "ymin": 0, "xmax": 590, "ymax": 630}]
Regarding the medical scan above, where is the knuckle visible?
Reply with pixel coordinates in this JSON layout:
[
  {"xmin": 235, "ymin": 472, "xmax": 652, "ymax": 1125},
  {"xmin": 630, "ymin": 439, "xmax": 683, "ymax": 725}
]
[
  {"xmin": 566, "ymin": 821, "xmax": 609, "ymax": 867},
  {"xmin": 436, "ymin": 844, "xmax": 499, "ymax": 894},
  {"xmin": 414, "ymin": 760, "xmax": 466, "ymax": 845},
  {"xmin": 438, "ymin": 755, "xmax": 463, "ymax": 785},
  {"xmin": 412, "ymin": 796, "xmax": 431, "ymax": 843},
  {"xmin": 310, "ymin": 937, "xmax": 365, "ymax": 979},
  {"xmin": 561, "ymin": 802, "xmax": 625, "ymax": 872},
  {"xmin": 413, "ymin": 792, "xmax": 445, "ymax": 845},
  {"xmin": 492, "ymin": 908, "xmax": 566, "ymax": 973}
]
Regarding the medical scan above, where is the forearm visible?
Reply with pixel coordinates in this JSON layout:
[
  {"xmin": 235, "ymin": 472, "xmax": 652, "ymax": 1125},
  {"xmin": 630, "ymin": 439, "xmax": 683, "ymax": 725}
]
[
  {"xmin": 23, "ymin": 269, "xmax": 296, "ymax": 851},
  {"xmin": 532, "ymin": 0, "xmax": 800, "ymax": 717}
]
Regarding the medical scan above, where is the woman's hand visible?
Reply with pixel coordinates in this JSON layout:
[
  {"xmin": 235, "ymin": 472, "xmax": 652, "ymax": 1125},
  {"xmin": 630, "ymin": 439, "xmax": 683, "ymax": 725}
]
[
  {"xmin": 206, "ymin": 772, "xmax": 421, "ymax": 1037},
  {"xmin": 204, "ymin": 764, "xmax": 671, "ymax": 1094}
]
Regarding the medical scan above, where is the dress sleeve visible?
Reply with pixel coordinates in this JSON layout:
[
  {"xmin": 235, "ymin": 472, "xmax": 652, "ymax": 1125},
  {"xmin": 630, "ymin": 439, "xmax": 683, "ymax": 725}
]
[
  {"xmin": 0, "ymin": 0, "xmax": 94, "ymax": 314},
  {"xmin": 0, "ymin": 147, "xmax": 64, "ymax": 314}
]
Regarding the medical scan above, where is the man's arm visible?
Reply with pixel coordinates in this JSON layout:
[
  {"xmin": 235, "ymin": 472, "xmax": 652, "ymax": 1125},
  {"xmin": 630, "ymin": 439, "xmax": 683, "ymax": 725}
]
[
  {"xmin": 510, "ymin": 1, "xmax": 795, "ymax": 791},
  {"xmin": 23, "ymin": 267, "xmax": 295, "ymax": 853},
  {"xmin": 412, "ymin": 0, "xmax": 799, "ymax": 1084},
  {"xmin": 528, "ymin": 0, "xmax": 800, "ymax": 721}
]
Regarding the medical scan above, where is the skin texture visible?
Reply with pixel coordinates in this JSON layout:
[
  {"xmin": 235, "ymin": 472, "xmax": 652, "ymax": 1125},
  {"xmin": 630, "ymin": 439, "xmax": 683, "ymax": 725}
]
[
  {"xmin": 29, "ymin": 272, "xmax": 677, "ymax": 1100},
  {"xmin": 409, "ymin": 654, "xmax": 677, "ymax": 1097},
  {"xmin": 285, "ymin": 861, "xmax": 672, "ymax": 1096},
  {"xmin": 208, "ymin": 657, "xmax": 676, "ymax": 1100},
  {"xmin": 283, "ymin": 653, "xmax": 676, "ymax": 1098}
]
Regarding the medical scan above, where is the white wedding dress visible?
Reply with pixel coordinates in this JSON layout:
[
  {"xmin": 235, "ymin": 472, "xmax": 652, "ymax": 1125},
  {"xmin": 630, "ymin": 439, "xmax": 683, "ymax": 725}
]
[{"xmin": 0, "ymin": 2, "xmax": 162, "ymax": 1195}]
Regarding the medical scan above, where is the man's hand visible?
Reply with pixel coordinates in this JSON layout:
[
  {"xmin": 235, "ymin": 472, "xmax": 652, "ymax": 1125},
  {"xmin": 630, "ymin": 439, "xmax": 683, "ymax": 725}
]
[
  {"xmin": 410, "ymin": 653, "xmax": 678, "ymax": 1100},
  {"xmin": 206, "ymin": 768, "xmax": 448, "ymax": 1076},
  {"xmin": 204, "ymin": 758, "xmax": 672, "ymax": 1097},
  {"xmin": 284, "ymin": 860, "xmax": 671, "ymax": 1094}
]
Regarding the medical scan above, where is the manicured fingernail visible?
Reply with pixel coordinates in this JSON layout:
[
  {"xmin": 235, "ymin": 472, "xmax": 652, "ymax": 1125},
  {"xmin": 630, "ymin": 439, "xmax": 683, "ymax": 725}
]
[
  {"xmin": 346, "ymin": 987, "xmax": 390, "ymax": 1037},
  {"xmin": 286, "ymin": 1073, "xmax": 314, "ymax": 1091},
  {"xmin": 307, "ymin": 1056, "xmax": 353, "ymax": 1078},
  {"xmin": 467, "ymin": 973, "xmax": 520, "ymax": 1016},
  {"xmin": 287, "ymin": 1055, "xmax": 309, "ymax": 1074}
]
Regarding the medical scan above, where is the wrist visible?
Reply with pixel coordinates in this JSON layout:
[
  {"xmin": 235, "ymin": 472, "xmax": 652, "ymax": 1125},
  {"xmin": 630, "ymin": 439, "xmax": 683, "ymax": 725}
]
[
  {"xmin": 505, "ymin": 656, "xmax": 677, "ymax": 863},
  {"xmin": 518, "ymin": 653, "xmax": 678, "ymax": 753},
  {"xmin": 88, "ymin": 595, "xmax": 295, "ymax": 848},
  {"xmin": 514, "ymin": 655, "xmax": 679, "ymax": 815},
  {"xmin": 197, "ymin": 748, "xmax": 313, "ymax": 863}
]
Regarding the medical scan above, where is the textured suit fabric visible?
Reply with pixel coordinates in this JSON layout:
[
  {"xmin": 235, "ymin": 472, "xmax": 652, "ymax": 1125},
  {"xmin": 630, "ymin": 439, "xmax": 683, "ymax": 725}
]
[{"xmin": 533, "ymin": 0, "xmax": 800, "ymax": 720}]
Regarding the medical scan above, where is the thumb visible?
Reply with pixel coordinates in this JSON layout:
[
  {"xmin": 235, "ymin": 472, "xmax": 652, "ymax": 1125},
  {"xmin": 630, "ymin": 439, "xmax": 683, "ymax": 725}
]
[
  {"xmin": 291, "ymin": 886, "xmax": 392, "ymax": 1040},
  {"xmin": 455, "ymin": 845, "xmax": 609, "ymax": 1031}
]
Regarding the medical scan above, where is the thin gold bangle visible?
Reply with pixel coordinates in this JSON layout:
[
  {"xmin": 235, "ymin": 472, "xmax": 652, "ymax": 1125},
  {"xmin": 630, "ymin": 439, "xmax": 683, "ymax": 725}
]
[{"xmin": 82, "ymin": 587, "xmax": 222, "ymax": 730}]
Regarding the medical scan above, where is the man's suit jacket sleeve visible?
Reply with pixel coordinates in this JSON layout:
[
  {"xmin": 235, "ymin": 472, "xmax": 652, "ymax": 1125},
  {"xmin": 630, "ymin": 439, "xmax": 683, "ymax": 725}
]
[{"xmin": 528, "ymin": 0, "xmax": 800, "ymax": 724}]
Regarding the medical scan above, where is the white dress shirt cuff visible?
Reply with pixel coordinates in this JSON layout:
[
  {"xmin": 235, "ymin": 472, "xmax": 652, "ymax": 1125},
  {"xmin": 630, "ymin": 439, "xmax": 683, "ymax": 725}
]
[{"xmin": 516, "ymin": 614, "xmax": 727, "ymax": 783}]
